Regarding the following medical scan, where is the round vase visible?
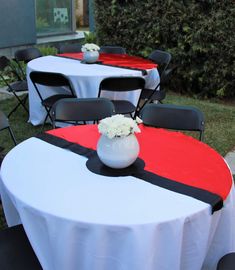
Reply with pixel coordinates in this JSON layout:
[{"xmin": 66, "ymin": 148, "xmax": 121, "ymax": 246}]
[
  {"xmin": 97, "ymin": 134, "xmax": 140, "ymax": 169},
  {"xmin": 83, "ymin": 51, "xmax": 99, "ymax": 63}
]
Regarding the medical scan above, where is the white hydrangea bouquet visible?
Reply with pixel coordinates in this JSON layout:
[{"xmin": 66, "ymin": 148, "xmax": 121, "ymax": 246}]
[
  {"xmin": 81, "ymin": 43, "xmax": 100, "ymax": 52},
  {"xmin": 98, "ymin": 114, "xmax": 142, "ymax": 139}
]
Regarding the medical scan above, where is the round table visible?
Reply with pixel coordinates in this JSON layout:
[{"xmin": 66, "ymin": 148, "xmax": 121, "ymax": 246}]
[
  {"xmin": 27, "ymin": 55, "xmax": 159, "ymax": 125},
  {"xmin": 0, "ymin": 125, "xmax": 234, "ymax": 270}
]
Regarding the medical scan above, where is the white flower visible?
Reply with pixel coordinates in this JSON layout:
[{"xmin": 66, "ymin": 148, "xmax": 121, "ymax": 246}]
[
  {"xmin": 98, "ymin": 115, "xmax": 141, "ymax": 139},
  {"xmin": 81, "ymin": 43, "xmax": 100, "ymax": 52}
]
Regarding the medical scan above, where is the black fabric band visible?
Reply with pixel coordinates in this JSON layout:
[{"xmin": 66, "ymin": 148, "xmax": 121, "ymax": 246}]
[{"xmin": 35, "ymin": 133, "xmax": 223, "ymax": 213}]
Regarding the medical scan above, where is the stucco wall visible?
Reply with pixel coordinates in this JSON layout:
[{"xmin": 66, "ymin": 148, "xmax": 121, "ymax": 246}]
[{"xmin": 0, "ymin": 0, "xmax": 36, "ymax": 49}]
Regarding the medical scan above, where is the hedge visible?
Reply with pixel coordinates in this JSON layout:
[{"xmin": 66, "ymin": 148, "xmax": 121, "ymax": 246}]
[{"xmin": 94, "ymin": 0, "xmax": 235, "ymax": 98}]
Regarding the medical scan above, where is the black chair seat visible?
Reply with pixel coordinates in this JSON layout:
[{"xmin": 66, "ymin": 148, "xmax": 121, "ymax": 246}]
[
  {"xmin": 112, "ymin": 100, "xmax": 136, "ymax": 114},
  {"xmin": 217, "ymin": 253, "xmax": 235, "ymax": 270},
  {"xmin": 7, "ymin": 80, "xmax": 28, "ymax": 92},
  {"xmin": 0, "ymin": 225, "xmax": 42, "ymax": 270},
  {"xmin": 42, "ymin": 94, "xmax": 74, "ymax": 108}
]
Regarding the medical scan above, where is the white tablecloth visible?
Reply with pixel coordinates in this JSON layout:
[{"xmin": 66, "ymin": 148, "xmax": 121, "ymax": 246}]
[
  {"xmin": 27, "ymin": 56, "xmax": 159, "ymax": 125},
  {"xmin": 0, "ymin": 133, "xmax": 235, "ymax": 270}
]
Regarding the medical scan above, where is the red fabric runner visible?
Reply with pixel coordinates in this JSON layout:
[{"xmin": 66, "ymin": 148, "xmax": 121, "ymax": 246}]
[
  {"xmin": 47, "ymin": 124, "xmax": 232, "ymax": 200},
  {"xmin": 58, "ymin": 52, "xmax": 157, "ymax": 70}
]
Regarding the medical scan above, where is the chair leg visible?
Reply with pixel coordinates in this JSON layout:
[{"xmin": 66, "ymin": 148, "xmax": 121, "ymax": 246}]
[
  {"xmin": 41, "ymin": 107, "xmax": 53, "ymax": 131},
  {"xmin": 8, "ymin": 93, "xmax": 29, "ymax": 118},
  {"xmin": 199, "ymin": 131, "xmax": 204, "ymax": 141},
  {"xmin": 8, "ymin": 127, "xmax": 17, "ymax": 145}
]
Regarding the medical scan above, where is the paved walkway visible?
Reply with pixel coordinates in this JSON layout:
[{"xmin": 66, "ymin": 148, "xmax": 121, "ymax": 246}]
[{"xmin": 0, "ymin": 87, "xmax": 234, "ymax": 174}]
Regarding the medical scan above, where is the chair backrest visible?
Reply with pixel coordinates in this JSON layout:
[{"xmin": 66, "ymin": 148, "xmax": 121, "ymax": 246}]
[
  {"xmin": 99, "ymin": 77, "xmax": 145, "ymax": 93},
  {"xmin": 0, "ymin": 225, "xmax": 42, "ymax": 269},
  {"xmin": 140, "ymin": 103, "xmax": 205, "ymax": 141},
  {"xmin": 59, "ymin": 43, "xmax": 82, "ymax": 54},
  {"xmin": 0, "ymin": 110, "xmax": 17, "ymax": 145},
  {"xmin": 14, "ymin": 48, "xmax": 42, "ymax": 63},
  {"xmin": 217, "ymin": 253, "xmax": 235, "ymax": 270},
  {"xmin": 51, "ymin": 98, "xmax": 115, "ymax": 127},
  {"xmin": 0, "ymin": 110, "xmax": 10, "ymax": 131},
  {"xmin": 0, "ymin": 56, "xmax": 10, "ymax": 71},
  {"xmin": 148, "ymin": 50, "xmax": 172, "ymax": 75},
  {"xmin": 99, "ymin": 46, "xmax": 126, "ymax": 54},
  {"xmin": 30, "ymin": 71, "xmax": 75, "ymax": 102}
]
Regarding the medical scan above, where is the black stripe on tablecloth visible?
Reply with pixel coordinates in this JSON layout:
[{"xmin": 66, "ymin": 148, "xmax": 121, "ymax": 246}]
[
  {"xmin": 56, "ymin": 55, "xmax": 148, "ymax": 75},
  {"xmin": 35, "ymin": 133, "xmax": 223, "ymax": 213}
]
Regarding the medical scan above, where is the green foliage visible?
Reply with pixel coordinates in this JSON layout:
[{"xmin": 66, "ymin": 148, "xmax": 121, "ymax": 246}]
[
  {"xmin": 94, "ymin": 0, "xmax": 235, "ymax": 98},
  {"xmin": 83, "ymin": 32, "xmax": 97, "ymax": 44},
  {"xmin": 37, "ymin": 46, "xmax": 58, "ymax": 56},
  {"xmin": 36, "ymin": 17, "xmax": 49, "ymax": 31}
]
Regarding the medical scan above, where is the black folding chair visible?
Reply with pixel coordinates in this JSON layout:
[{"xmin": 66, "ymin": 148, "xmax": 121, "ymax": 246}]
[
  {"xmin": 217, "ymin": 253, "xmax": 235, "ymax": 270},
  {"xmin": 100, "ymin": 46, "xmax": 126, "ymax": 54},
  {"xmin": 58, "ymin": 43, "xmax": 82, "ymax": 53},
  {"xmin": 14, "ymin": 47, "xmax": 42, "ymax": 79},
  {"xmin": 98, "ymin": 77, "xmax": 145, "ymax": 118},
  {"xmin": 140, "ymin": 50, "xmax": 172, "ymax": 105},
  {"xmin": 138, "ymin": 68, "xmax": 174, "ymax": 112},
  {"xmin": 0, "ymin": 225, "xmax": 42, "ymax": 270},
  {"xmin": 0, "ymin": 56, "xmax": 28, "ymax": 118},
  {"xmin": 51, "ymin": 97, "xmax": 115, "ymax": 128},
  {"xmin": 148, "ymin": 50, "xmax": 172, "ymax": 75},
  {"xmin": 29, "ymin": 71, "xmax": 76, "ymax": 127},
  {"xmin": 0, "ymin": 110, "xmax": 17, "ymax": 145},
  {"xmin": 140, "ymin": 103, "xmax": 205, "ymax": 141}
]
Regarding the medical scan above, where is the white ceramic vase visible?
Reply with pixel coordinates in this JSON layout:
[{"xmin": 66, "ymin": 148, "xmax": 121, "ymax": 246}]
[
  {"xmin": 83, "ymin": 51, "xmax": 99, "ymax": 63},
  {"xmin": 97, "ymin": 134, "xmax": 140, "ymax": 169}
]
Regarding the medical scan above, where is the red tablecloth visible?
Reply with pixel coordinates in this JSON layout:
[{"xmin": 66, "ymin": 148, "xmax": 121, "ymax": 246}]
[
  {"xmin": 47, "ymin": 124, "xmax": 232, "ymax": 201},
  {"xmin": 58, "ymin": 52, "xmax": 158, "ymax": 71}
]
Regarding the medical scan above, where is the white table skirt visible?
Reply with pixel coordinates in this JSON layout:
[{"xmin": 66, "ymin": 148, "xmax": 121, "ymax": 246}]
[
  {"xmin": 27, "ymin": 56, "xmax": 160, "ymax": 126},
  {"xmin": 0, "ymin": 137, "xmax": 235, "ymax": 270}
]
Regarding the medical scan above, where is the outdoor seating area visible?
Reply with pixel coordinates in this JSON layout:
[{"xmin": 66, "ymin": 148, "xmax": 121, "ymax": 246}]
[{"xmin": 0, "ymin": 1, "xmax": 234, "ymax": 270}]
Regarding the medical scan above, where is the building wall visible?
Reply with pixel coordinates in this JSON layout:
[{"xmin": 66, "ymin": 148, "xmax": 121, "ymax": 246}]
[{"xmin": 0, "ymin": 0, "xmax": 36, "ymax": 49}]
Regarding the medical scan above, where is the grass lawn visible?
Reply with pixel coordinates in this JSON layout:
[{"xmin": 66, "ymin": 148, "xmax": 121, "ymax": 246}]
[{"xmin": 0, "ymin": 92, "xmax": 235, "ymax": 229}]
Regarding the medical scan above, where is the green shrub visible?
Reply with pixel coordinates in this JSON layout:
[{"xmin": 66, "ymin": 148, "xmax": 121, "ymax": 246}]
[
  {"xmin": 83, "ymin": 32, "xmax": 97, "ymax": 44},
  {"xmin": 94, "ymin": 0, "xmax": 235, "ymax": 98},
  {"xmin": 37, "ymin": 46, "xmax": 58, "ymax": 56}
]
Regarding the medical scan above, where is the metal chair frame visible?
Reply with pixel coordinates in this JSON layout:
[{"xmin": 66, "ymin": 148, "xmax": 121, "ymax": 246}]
[
  {"xmin": 139, "ymin": 50, "xmax": 172, "ymax": 108},
  {"xmin": 30, "ymin": 71, "xmax": 76, "ymax": 127},
  {"xmin": 138, "ymin": 68, "xmax": 173, "ymax": 113},
  {"xmin": 0, "ymin": 56, "xmax": 28, "ymax": 117}
]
